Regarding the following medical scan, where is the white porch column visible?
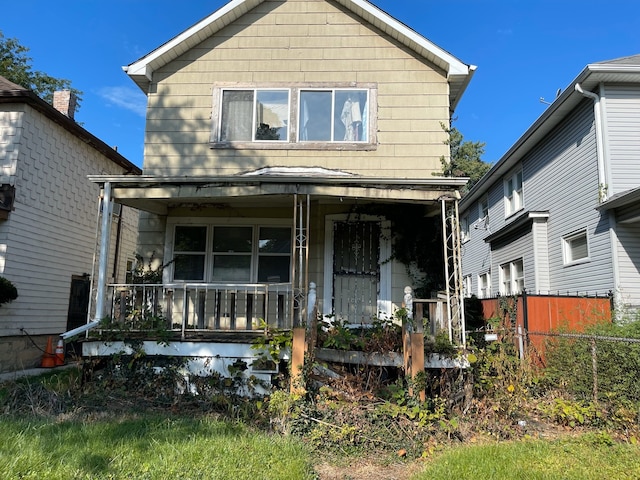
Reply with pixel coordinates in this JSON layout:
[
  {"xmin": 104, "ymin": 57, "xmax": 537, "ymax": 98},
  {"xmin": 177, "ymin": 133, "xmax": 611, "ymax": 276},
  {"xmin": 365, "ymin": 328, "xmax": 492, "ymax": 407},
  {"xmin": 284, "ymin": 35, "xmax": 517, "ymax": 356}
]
[{"xmin": 94, "ymin": 181, "xmax": 114, "ymax": 322}]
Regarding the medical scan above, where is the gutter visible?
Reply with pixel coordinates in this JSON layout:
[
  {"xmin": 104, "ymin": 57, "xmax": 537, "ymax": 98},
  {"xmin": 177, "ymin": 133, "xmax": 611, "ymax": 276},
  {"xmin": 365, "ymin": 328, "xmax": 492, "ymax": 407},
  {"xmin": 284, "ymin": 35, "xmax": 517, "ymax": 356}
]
[{"xmin": 574, "ymin": 83, "xmax": 608, "ymax": 202}]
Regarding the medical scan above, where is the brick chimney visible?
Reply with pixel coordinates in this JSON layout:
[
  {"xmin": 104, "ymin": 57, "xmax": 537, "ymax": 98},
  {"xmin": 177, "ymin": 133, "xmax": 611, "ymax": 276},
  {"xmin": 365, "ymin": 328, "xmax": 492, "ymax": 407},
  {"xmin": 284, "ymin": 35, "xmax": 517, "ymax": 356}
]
[{"xmin": 52, "ymin": 90, "xmax": 77, "ymax": 120}]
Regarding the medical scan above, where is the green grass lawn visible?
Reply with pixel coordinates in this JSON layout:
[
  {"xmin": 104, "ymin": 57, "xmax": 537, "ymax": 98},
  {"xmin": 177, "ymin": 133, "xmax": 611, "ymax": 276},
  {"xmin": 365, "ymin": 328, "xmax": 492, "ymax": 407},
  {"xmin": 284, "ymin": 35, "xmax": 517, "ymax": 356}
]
[
  {"xmin": 413, "ymin": 434, "xmax": 640, "ymax": 480},
  {"xmin": 0, "ymin": 416, "xmax": 314, "ymax": 480}
]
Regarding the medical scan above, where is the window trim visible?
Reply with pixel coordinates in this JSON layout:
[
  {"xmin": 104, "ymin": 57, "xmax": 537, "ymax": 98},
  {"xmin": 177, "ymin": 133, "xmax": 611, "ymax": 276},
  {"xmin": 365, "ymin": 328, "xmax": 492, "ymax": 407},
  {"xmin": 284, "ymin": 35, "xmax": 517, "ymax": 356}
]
[
  {"xmin": 478, "ymin": 271, "xmax": 491, "ymax": 299},
  {"xmin": 463, "ymin": 274, "xmax": 472, "ymax": 298},
  {"xmin": 499, "ymin": 259, "xmax": 524, "ymax": 295},
  {"xmin": 210, "ymin": 82, "xmax": 378, "ymax": 150},
  {"xmin": 562, "ymin": 228, "xmax": 590, "ymax": 266},
  {"xmin": 460, "ymin": 214, "xmax": 470, "ymax": 243},
  {"xmin": 503, "ymin": 169, "xmax": 523, "ymax": 217},
  {"xmin": 164, "ymin": 218, "xmax": 292, "ymax": 284}
]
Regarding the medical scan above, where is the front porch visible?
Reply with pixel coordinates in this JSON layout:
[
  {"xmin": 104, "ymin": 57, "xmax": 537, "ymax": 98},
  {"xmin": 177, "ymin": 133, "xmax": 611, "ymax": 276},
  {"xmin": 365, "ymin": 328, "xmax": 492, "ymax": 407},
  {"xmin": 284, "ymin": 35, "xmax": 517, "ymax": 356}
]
[{"xmin": 66, "ymin": 172, "xmax": 469, "ymax": 395}]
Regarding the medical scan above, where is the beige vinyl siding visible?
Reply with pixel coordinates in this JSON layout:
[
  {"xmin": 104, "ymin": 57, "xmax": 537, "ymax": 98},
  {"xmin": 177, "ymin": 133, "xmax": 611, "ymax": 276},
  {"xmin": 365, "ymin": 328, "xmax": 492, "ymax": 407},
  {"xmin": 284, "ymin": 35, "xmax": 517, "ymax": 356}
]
[
  {"xmin": 143, "ymin": 0, "xmax": 450, "ymax": 178},
  {"xmin": 0, "ymin": 106, "xmax": 138, "ymax": 336}
]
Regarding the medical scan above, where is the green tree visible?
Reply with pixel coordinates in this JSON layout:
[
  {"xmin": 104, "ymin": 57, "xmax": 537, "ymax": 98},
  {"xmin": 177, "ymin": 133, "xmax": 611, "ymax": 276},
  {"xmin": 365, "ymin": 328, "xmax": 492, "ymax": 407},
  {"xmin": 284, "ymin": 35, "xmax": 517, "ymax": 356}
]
[
  {"xmin": 439, "ymin": 123, "xmax": 490, "ymax": 194},
  {"xmin": 0, "ymin": 31, "xmax": 82, "ymax": 107}
]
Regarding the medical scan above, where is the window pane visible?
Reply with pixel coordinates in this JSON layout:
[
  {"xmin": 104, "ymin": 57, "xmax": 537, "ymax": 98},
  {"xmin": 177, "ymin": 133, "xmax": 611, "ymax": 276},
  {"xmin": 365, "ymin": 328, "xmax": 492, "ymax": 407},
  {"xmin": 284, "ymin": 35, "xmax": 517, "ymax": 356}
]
[
  {"xmin": 212, "ymin": 256, "xmax": 251, "ymax": 282},
  {"xmin": 569, "ymin": 234, "xmax": 588, "ymax": 262},
  {"xmin": 299, "ymin": 91, "xmax": 332, "ymax": 141},
  {"xmin": 213, "ymin": 227, "xmax": 252, "ymax": 253},
  {"xmin": 175, "ymin": 226, "xmax": 207, "ymax": 252},
  {"xmin": 220, "ymin": 90, "xmax": 253, "ymax": 141},
  {"xmin": 255, "ymin": 90, "xmax": 289, "ymax": 141},
  {"xmin": 259, "ymin": 227, "xmax": 291, "ymax": 253},
  {"xmin": 258, "ymin": 256, "xmax": 290, "ymax": 282},
  {"xmin": 174, "ymin": 254, "xmax": 205, "ymax": 281},
  {"xmin": 335, "ymin": 90, "xmax": 367, "ymax": 141}
]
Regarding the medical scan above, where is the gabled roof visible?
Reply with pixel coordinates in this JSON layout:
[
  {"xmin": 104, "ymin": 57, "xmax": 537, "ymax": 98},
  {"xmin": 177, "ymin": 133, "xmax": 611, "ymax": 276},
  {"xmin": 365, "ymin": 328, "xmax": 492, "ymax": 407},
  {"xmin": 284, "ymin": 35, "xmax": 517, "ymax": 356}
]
[
  {"xmin": 0, "ymin": 76, "xmax": 141, "ymax": 175},
  {"xmin": 124, "ymin": 0, "xmax": 475, "ymax": 111},
  {"xmin": 460, "ymin": 54, "xmax": 640, "ymax": 209}
]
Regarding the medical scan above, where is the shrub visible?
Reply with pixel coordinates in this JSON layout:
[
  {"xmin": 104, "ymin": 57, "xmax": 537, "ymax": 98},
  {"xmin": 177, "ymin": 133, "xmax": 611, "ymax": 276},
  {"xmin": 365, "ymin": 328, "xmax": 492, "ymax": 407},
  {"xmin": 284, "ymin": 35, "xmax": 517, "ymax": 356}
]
[
  {"xmin": 0, "ymin": 276, "xmax": 17, "ymax": 306},
  {"xmin": 543, "ymin": 321, "xmax": 640, "ymax": 403}
]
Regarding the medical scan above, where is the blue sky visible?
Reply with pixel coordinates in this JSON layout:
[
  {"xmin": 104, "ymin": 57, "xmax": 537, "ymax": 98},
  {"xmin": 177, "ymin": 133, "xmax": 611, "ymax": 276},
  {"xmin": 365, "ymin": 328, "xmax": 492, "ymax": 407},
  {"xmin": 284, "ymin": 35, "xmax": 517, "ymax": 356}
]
[{"xmin": 3, "ymin": 1, "xmax": 639, "ymax": 168}]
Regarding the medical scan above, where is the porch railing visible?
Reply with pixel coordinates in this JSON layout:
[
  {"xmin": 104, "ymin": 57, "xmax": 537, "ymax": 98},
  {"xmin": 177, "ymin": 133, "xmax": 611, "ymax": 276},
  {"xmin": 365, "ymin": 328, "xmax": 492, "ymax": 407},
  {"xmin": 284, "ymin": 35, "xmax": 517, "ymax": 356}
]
[{"xmin": 105, "ymin": 283, "xmax": 294, "ymax": 337}]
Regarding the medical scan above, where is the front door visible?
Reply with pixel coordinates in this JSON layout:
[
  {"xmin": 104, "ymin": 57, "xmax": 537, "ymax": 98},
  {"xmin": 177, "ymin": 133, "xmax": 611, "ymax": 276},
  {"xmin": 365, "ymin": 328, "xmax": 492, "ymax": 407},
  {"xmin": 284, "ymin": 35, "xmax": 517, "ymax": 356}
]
[{"xmin": 332, "ymin": 220, "xmax": 381, "ymax": 323}]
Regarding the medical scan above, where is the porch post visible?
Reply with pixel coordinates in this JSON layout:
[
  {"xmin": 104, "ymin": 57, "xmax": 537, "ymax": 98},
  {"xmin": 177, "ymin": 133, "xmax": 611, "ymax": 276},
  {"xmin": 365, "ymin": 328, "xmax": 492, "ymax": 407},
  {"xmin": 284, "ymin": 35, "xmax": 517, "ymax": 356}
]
[
  {"xmin": 291, "ymin": 193, "xmax": 311, "ymax": 327},
  {"xmin": 94, "ymin": 181, "xmax": 114, "ymax": 322}
]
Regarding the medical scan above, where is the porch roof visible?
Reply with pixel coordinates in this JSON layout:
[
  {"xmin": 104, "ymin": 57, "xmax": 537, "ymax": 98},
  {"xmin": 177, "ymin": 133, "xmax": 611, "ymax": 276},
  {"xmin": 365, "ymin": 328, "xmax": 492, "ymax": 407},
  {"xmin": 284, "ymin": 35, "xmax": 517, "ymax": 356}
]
[{"xmin": 89, "ymin": 174, "xmax": 467, "ymax": 215}]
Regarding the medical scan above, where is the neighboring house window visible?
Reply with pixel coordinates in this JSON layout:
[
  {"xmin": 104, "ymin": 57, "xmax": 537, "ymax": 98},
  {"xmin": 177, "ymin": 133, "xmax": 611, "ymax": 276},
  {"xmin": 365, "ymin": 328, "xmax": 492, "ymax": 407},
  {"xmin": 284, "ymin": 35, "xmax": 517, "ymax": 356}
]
[
  {"xmin": 212, "ymin": 84, "xmax": 375, "ymax": 148},
  {"xmin": 172, "ymin": 224, "xmax": 291, "ymax": 283},
  {"xmin": 504, "ymin": 170, "xmax": 523, "ymax": 216},
  {"xmin": 563, "ymin": 229, "xmax": 589, "ymax": 265},
  {"xmin": 479, "ymin": 196, "xmax": 489, "ymax": 220},
  {"xmin": 463, "ymin": 275, "xmax": 472, "ymax": 297},
  {"xmin": 125, "ymin": 259, "xmax": 135, "ymax": 284},
  {"xmin": 478, "ymin": 271, "xmax": 491, "ymax": 298},
  {"xmin": 460, "ymin": 214, "xmax": 470, "ymax": 242},
  {"xmin": 500, "ymin": 259, "xmax": 524, "ymax": 295}
]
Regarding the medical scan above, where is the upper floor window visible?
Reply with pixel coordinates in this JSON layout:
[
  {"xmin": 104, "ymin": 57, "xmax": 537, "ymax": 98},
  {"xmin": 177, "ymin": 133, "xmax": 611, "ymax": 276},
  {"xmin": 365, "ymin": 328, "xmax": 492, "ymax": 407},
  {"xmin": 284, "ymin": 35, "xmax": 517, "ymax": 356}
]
[
  {"xmin": 211, "ymin": 83, "xmax": 376, "ymax": 150},
  {"xmin": 220, "ymin": 89, "xmax": 290, "ymax": 142},
  {"xmin": 299, "ymin": 89, "xmax": 368, "ymax": 142},
  {"xmin": 479, "ymin": 196, "xmax": 489, "ymax": 220},
  {"xmin": 504, "ymin": 170, "xmax": 523, "ymax": 217},
  {"xmin": 500, "ymin": 259, "xmax": 524, "ymax": 295},
  {"xmin": 563, "ymin": 229, "xmax": 589, "ymax": 265},
  {"xmin": 460, "ymin": 214, "xmax": 470, "ymax": 242}
]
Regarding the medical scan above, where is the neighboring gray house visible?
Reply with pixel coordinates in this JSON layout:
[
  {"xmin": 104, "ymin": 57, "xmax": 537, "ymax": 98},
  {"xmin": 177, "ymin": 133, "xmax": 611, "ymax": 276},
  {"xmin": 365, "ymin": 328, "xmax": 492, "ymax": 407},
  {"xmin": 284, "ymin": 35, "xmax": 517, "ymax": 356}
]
[
  {"xmin": 460, "ymin": 55, "xmax": 640, "ymax": 313},
  {"xmin": 0, "ymin": 76, "xmax": 142, "ymax": 373}
]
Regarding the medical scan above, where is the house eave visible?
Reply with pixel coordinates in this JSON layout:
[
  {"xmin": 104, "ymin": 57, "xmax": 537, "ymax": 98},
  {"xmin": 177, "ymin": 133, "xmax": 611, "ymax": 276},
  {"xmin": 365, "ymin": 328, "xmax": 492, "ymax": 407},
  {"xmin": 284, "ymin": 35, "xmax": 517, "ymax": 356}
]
[
  {"xmin": 596, "ymin": 186, "xmax": 640, "ymax": 211},
  {"xmin": 0, "ymin": 87, "xmax": 141, "ymax": 175},
  {"xmin": 483, "ymin": 210, "xmax": 549, "ymax": 244},
  {"xmin": 123, "ymin": 0, "xmax": 475, "ymax": 109},
  {"xmin": 461, "ymin": 57, "xmax": 640, "ymax": 211}
]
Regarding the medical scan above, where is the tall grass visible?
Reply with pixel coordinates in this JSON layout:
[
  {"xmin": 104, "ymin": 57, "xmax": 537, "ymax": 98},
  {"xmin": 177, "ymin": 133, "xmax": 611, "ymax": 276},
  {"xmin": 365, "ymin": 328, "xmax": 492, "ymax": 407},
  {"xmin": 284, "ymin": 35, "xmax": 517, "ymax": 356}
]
[{"xmin": 0, "ymin": 415, "xmax": 314, "ymax": 480}]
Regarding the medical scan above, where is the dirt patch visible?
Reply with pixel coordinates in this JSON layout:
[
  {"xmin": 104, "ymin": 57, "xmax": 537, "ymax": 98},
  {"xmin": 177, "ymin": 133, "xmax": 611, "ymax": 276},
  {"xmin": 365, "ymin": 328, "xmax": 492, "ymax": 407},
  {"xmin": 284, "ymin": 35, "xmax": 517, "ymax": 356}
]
[{"xmin": 314, "ymin": 458, "xmax": 423, "ymax": 480}]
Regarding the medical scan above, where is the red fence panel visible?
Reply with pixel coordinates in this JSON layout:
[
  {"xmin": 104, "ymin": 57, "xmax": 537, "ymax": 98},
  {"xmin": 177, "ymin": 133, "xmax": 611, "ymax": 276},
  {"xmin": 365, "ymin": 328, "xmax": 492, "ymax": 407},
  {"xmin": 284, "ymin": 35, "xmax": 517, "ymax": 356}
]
[{"xmin": 479, "ymin": 294, "xmax": 612, "ymax": 356}]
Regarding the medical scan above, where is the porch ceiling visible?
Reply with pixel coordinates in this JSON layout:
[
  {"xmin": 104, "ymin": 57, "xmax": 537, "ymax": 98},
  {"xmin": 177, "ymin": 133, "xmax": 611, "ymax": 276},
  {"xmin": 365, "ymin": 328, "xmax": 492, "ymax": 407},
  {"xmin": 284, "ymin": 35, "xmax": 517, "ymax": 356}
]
[{"xmin": 90, "ymin": 175, "xmax": 467, "ymax": 216}]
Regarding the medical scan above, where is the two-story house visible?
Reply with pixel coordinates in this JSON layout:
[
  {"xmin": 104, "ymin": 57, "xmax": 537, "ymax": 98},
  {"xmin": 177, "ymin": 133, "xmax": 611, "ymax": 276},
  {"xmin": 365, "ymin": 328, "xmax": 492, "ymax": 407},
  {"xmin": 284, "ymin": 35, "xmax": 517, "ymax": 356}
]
[
  {"xmin": 0, "ymin": 76, "xmax": 141, "ymax": 374},
  {"xmin": 82, "ymin": 0, "xmax": 476, "ymax": 373},
  {"xmin": 460, "ymin": 54, "xmax": 640, "ymax": 316}
]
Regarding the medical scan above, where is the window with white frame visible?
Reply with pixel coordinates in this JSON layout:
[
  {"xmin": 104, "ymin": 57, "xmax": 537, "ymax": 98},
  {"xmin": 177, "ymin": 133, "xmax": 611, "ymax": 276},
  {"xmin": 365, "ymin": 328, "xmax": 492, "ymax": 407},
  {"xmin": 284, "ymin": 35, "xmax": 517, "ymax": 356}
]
[
  {"xmin": 504, "ymin": 170, "xmax": 523, "ymax": 216},
  {"xmin": 478, "ymin": 271, "xmax": 491, "ymax": 298},
  {"xmin": 172, "ymin": 224, "xmax": 291, "ymax": 283},
  {"xmin": 500, "ymin": 259, "xmax": 524, "ymax": 295},
  {"xmin": 479, "ymin": 196, "xmax": 489, "ymax": 219},
  {"xmin": 563, "ymin": 229, "xmax": 589, "ymax": 265},
  {"xmin": 460, "ymin": 214, "xmax": 470, "ymax": 242},
  {"xmin": 463, "ymin": 275, "xmax": 472, "ymax": 297},
  {"xmin": 213, "ymin": 84, "xmax": 374, "ymax": 147}
]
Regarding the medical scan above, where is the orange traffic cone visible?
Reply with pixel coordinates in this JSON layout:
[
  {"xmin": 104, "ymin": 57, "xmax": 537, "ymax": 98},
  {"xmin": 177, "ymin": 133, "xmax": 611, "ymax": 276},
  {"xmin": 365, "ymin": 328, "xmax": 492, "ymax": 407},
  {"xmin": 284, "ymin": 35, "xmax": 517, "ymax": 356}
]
[
  {"xmin": 40, "ymin": 336, "xmax": 56, "ymax": 368},
  {"xmin": 55, "ymin": 338, "xmax": 65, "ymax": 366}
]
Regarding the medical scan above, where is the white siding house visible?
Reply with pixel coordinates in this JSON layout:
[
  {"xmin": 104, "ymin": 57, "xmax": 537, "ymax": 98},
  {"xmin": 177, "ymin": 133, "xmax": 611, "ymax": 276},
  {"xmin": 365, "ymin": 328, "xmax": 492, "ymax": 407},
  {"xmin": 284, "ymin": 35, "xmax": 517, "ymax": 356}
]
[
  {"xmin": 0, "ymin": 76, "xmax": 141, "ymax": 373},
  {"xmin": 461, "ymin": 55, "xmax": 640, "ymax": 314}
]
